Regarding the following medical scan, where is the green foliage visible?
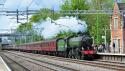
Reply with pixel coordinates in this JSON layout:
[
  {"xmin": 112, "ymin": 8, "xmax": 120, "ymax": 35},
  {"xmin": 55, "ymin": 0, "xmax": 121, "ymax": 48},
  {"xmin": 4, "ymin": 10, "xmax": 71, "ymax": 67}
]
[
  {"xmin": 61, "ymin": 0, "xmax": 71, "ymax": 10},
  {"xmin": 56, "ymin": 31, "xmax": 77, "ymax": 38},
  {"xmin": 61, "ymin": 0, "xmax": 89, "ymax": 10},
  {"xmin": 16, "ymin": 22, "xmax": 32, "ymax": 33},
  {"xmin": 15, "ymin": 31, "xmax": 44, "ymax": 45},
  {"xmin": 15, "ymin": 22, "xmax": 43, "ymax": 44},
  {"xmin": 30, "ymin": 8, "xmax": 60, "ymax": 23},
  {"xmin": 56, "ymin": 30, "xmax": 89, "ymax": 39},
  {"xmin": 87, "ymin": 0, "xmax": 113, "ymax": 44},
  {"xmin": 121, "ymin": 0, "xmax": 125, "ymax": 3},
  {"xmin": 90, "ymin": 0, "xmax": 114, "ymax": 10},
  {"xmin": 83, "ymin": 14, "xmax": 111, "ymax": 45},
  {"xmin": 32, "ymin": 33, "xmax": 44, "ymax": 42}
]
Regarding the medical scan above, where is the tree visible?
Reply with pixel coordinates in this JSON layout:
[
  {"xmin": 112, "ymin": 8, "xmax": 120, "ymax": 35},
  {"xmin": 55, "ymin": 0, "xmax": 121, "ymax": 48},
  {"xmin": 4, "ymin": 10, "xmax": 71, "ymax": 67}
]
[
  {"xmin": 30, "ymin": 8, "xmax": 60, "ymax": 23},
  {"xmin": 61, "ymin": 0, "xmax": 113, "ymax": 45},
  {"xmin": 61, "ymin": 0, "xmax": 71, "ymax": 10},
  {"xmin": 61, "ymin": 0, "xmax": 89, "ymax": 10},
  {"xmin": 56, "ymin": 31, "xmax": 77, "ymax": 38},
  {"xmin": 16, "ymin": 22, "xmax": 32, "ymax": 33},
  {"xmin": 88, "ymin": 0, "xmax": 113, "ymax": 44},
  {"xmin": 90, "ymin": 0, "xmax": 114, "ymax": 10},
  {"xmin": 121, "ymin": 0, "xmax": 125, "ymax": 3},
  {"xmin": 15, "ymin": 22, "xmax": 43, "ymax": 44}
]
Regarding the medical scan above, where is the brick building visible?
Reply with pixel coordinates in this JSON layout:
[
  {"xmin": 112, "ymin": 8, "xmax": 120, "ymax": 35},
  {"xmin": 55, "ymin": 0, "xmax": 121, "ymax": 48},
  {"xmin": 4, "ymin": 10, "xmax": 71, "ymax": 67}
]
[{"xmin": 111, "ymin": 2, "xmax": 125, "ymax": 53}]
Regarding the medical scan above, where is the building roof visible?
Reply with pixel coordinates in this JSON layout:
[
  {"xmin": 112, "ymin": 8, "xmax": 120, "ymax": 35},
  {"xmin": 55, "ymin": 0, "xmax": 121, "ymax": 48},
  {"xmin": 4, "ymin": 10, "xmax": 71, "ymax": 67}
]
[{"xmin": 118, "ymin": 3, "xmax": 125, "ymax": 10}]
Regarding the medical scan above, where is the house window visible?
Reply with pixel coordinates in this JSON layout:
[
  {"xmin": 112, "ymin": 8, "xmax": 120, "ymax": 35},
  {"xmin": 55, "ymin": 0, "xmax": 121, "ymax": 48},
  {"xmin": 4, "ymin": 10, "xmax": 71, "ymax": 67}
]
[{"xmin": 114, "ymin": 17, "xmax": 118, "ymax": 30}]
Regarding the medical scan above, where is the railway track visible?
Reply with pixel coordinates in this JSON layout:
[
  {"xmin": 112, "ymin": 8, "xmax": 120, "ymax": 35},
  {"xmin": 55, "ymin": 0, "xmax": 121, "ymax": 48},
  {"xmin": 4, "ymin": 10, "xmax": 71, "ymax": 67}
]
[
  {"xmin": 7, "ymin": 51, "xmax": 125, "ymax": 71},
  {"xmin": 3, "ymin": 51, "xmax": 78, "ymax": 71},
  {"xmin": 33, "ymin": 55, "xmax": 125, "ymax": 71},
  {"xmin": 0, "ymin": 53, "xmax": 30, "ymax": 71},
  {"xmin": 43, "ymin": 55, "xmax": 125, "ymax": 71},
  {"xmin": 49, "ymin": 57, "xmax": 125, "ymax": 70}
]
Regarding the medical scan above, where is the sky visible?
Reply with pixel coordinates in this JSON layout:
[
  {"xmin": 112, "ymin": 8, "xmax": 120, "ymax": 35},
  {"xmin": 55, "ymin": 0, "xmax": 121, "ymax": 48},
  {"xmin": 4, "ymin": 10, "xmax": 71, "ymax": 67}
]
[
  {"xmin": 0, "ymin": 0, "xmax": 63, "ymax": 31},
  {"xmin": 3, "ymin": 0, "xmax": 63, "ymax": 10}
]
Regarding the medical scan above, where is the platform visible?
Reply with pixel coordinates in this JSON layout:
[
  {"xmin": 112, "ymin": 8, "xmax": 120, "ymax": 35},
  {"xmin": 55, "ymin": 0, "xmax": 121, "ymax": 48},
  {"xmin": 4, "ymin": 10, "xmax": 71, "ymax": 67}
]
[
  {"xmin": 0, "ymin": 56, "xmax": 11, "ymax": 71},
  {"xmin": 97, "ymin": 52, "xmax": 125, "ymax": 62},
  {"xmin": 97, "ymin": 52, "xmax": 125, "ymax": 56}
]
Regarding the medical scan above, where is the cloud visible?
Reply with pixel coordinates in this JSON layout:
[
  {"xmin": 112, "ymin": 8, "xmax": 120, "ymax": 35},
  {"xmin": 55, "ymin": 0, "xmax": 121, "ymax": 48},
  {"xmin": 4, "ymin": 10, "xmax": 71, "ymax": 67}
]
[
  {"xmin": 33, "ymin": 17, "xmax": 87, "ymax": 39},
  {"xmin": 55, "ymin": 17, "xmax": 87, "ymax": 32},
  {"xmin": 0, "ymin": 16, "xmax": 19, "ymax": 33},
  {"xmin": 4, "ymin": 0, "xmax": 34, "ymax": 10},
  {"xmin": 4, "ymin": 0, "xmax": 62, "ymax": 10},
  {"xmin": 0, "ymin": 0, "xmax": 63, "ymax": 33}
]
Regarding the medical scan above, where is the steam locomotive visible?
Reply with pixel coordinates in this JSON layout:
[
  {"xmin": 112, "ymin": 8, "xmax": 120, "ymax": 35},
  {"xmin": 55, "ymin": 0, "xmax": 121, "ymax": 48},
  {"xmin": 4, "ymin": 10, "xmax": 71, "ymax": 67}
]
[{"xmin": 3, "ymin": 35, "xmax": 95, "ymax": 59}]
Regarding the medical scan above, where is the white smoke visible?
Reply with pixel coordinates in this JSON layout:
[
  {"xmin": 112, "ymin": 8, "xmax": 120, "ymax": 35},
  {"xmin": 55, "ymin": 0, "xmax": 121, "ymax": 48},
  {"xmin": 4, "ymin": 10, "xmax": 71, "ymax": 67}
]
[{"xmin": 33, "ymin": 16, "xmax": 87, "ymax": 39}]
